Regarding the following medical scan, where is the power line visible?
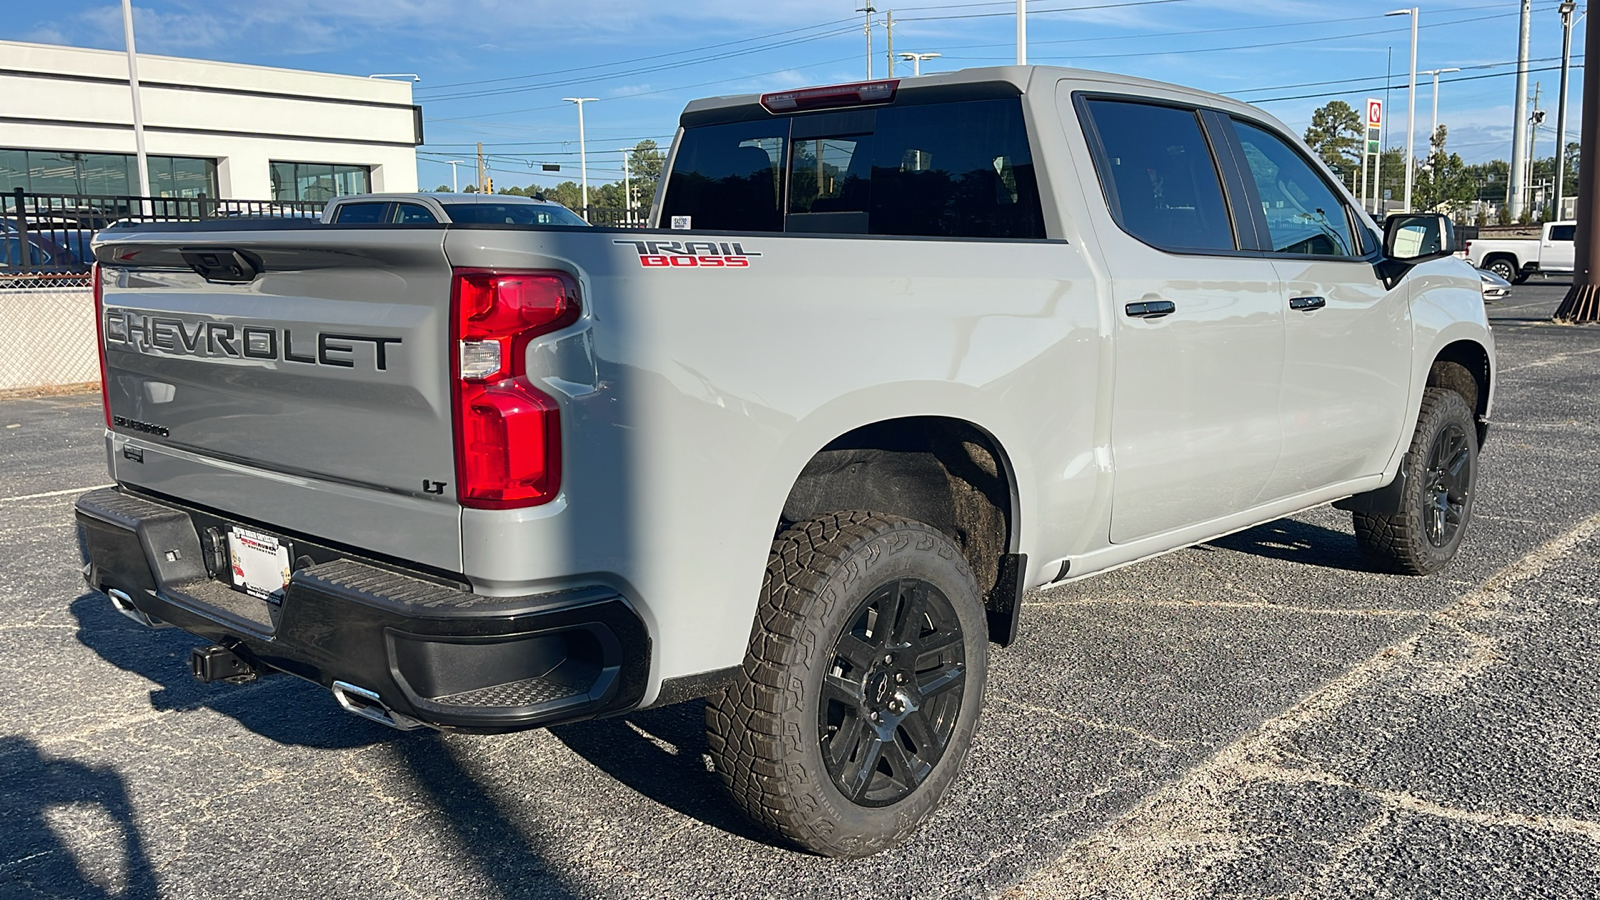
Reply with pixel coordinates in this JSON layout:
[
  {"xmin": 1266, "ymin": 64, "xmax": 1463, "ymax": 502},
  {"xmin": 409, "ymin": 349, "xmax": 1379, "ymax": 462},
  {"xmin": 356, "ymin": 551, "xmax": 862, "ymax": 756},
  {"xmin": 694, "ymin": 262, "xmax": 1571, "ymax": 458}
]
[
  {"xmin": 896, "ymin": 0, "xmax": 1189, "ymax": 23},
  {"xmin": 1244, "ymin": 61, "xmax": 1582, "ymax": 104}
]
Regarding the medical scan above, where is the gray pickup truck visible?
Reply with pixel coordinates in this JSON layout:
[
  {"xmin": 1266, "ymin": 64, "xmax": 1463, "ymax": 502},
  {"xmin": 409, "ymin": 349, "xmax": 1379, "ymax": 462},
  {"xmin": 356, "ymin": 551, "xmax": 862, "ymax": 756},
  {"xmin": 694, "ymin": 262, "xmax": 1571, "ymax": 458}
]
[{"xmin": 77, "ymin": 66, "xmax": 1493, "ymax": 857}]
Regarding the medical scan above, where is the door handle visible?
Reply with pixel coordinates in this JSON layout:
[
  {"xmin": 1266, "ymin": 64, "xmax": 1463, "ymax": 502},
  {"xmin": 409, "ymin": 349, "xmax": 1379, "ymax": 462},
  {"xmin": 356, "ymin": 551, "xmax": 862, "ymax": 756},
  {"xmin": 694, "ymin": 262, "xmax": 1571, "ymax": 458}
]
[
  {"xmin": 1289, "ymin": 296, "xmax": 1326, "ymax": 311},
  {"xmin": 1124, "ymin": 300, "xmax": 1176, "ymax": 319}
]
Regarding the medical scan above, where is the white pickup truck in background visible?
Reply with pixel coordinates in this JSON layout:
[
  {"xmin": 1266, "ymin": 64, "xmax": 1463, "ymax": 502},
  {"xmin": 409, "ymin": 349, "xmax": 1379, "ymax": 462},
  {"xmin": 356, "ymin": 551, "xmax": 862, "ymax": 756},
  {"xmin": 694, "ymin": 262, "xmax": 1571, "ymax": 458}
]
[{"xmin": 1466, "ymin": 220, "xmax": 1576, "ymax": 283}]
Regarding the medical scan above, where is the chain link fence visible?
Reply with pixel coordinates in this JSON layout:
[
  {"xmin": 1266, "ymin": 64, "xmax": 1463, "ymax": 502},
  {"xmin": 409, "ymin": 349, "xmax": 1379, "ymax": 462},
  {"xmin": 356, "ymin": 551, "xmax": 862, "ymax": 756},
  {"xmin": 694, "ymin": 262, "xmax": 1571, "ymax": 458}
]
[{"xmin": 0, "ymin": 273, "xmax": 97, "ymax": 393}]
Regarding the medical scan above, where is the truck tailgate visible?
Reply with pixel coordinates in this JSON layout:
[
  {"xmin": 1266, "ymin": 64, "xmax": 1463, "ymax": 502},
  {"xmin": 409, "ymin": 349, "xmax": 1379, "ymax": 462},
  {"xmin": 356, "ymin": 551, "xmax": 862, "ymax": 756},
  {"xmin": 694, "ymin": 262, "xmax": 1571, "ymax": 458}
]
[{"xmin": 95, "ymin": 227, "xmax": 462, "ymax": 570}]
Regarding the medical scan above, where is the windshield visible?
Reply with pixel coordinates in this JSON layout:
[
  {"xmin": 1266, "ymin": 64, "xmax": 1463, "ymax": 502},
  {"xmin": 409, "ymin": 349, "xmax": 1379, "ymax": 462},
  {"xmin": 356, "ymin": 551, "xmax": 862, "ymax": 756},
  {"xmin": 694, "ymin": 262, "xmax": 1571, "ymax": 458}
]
[{"xmin": 441, "ymin": 203, "xmax": 588, "ymax": 227}]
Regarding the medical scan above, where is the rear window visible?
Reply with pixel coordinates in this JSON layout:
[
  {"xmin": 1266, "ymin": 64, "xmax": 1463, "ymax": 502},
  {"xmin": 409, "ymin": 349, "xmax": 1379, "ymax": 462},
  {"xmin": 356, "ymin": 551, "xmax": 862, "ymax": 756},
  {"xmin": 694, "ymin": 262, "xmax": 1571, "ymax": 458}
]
[
  {"xmin": 441, "ymin": 203, "xmax": 588, "ymax": 227},
  {"xmin": 661, "ymin": 98, "xmax": 1045, "ymax": 239},
  {"xmin": 1550, "ymin": 224, "xmax": 1576, "ymax": 242}
]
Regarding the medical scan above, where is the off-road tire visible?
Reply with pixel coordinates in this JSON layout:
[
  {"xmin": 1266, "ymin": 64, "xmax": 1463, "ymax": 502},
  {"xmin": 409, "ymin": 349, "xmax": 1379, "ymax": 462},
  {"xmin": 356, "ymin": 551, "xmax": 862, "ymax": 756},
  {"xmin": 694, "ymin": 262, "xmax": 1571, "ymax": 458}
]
[
  {"xmin": 706, "ymin": 511, "xmax": 988, "ymax": 858},
  {"xmin": 1354, "ymin": 388, "xmax": 1478, "ymax": 575}
]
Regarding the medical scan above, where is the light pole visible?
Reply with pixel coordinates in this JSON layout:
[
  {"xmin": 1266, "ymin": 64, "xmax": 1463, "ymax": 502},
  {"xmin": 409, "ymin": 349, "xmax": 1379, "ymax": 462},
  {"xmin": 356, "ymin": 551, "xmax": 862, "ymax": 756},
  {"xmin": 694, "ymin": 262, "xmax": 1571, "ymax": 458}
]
[
  {"xmin": 616, "ymin": 149, "xmax": 633, "ymax": 223},
  {"xmin": 445, "ymin": 160, "xmax": 463, "ymax": 193},
  {"xmin": 120, "ymin": 0, "xmax": 151, "ymax": 201},
  {"xmin": 1386, "ymin": 7, "xmax": 1419, "ymax": 212},
  {"xmin": 1511, "ymin": 0, "xmax": 1533, "ymax": 219},
  {"xmin": 898, "ymin": 52, "xmax": 941, "ymax": 77},
  {"xmin": 562, "ymin": 97, "xmax": 597, "ymax": 221},
  {"xmin": 857, "ymin": 4, "xmax": 877, "ymax": 79},
  {"xmin": 1423, "ymin": 67, "xmax": 1459, "ymax": 152},
  {"xmin": 1553, "ymin": 0, "xmax": 1600, "ymax": 322},
  {"xmin": 1556, "ymin": 1, "xmax": 1578, "ymax": 221},
  {"xmin": 1017, "ymin": 0, "xmax": 1027, "ymax": 65}
]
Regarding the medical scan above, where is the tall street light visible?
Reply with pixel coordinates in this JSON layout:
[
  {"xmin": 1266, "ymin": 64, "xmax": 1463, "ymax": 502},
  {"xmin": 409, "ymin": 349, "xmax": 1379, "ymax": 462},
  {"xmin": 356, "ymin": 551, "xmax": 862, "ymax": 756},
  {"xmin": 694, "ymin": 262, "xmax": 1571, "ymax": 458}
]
[
  {"xmin": 120, "ymin": 0, "xmax": 151, "ymax": 201},
  {"xmin": 1017, "ymin": 0, "xmax": 1027, "ymax": 65},
  {"xmin": 857, "ymin": 4, "xmax": 877, "ymax": 79},
  {"xmin": 445, "ymin": 160, "xmax": 463, "ymax": 193},
  {"xmin": 898, "ymin": 52, "xmax": 942, "ymax": 77},
  {"xmin": 563, "ymin": 98, "xmax": 597, "ymax": 221},
  {"xmin": 1423, "ymin": 67, "xmax": 1459, "ymax": 151},
  {"xmin": 1555, "ymin": 1, "xmax": 1579, "ymax": 221},
  {"xmin": 1386, "ymin": 7, "xmax": 1419, "ymax": 212},
  {"xmin": 1511, "ymin": 0, "xmax": 1533, "ymax": 219}
]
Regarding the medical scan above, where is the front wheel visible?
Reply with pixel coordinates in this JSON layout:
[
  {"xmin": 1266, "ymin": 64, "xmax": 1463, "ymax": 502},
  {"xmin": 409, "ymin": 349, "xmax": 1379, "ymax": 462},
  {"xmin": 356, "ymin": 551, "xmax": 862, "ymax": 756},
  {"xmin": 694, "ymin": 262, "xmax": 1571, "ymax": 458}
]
[
  {"xmin": 1353, "ymin": 387, "xmax": 1478, "ymax": 575},
  {"xmin": 706, "ymin": 512, "xmax": 988, "ymax": 857}
]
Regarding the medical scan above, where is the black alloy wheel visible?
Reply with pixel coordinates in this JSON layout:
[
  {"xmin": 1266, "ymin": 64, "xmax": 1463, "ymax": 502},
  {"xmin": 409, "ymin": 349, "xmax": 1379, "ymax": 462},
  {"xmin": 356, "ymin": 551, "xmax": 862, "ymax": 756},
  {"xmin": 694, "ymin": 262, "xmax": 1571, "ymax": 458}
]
[
  {"xmin": 1423, "ymin": 421, "xmax": 1472, "ymax": 548},
  {"xmin": 819, "ymin": 576, "xmax": 966, "ymax": 807}
]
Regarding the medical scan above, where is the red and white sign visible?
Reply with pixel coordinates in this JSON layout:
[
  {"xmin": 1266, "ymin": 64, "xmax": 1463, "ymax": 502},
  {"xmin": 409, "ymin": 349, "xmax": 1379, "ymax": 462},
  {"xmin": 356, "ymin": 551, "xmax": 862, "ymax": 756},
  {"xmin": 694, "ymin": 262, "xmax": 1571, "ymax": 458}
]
[{"xmin": 1366, "ymin": 98, "xmax": 1383, "ymax": 128}]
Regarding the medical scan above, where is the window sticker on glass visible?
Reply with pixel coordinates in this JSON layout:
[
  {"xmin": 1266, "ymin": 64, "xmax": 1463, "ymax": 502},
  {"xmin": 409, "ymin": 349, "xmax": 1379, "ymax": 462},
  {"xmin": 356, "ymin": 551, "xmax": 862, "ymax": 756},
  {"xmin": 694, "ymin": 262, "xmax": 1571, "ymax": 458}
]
[{"xmin": 672, "ymin": 216, "xmax": 692, "ymax": 229}]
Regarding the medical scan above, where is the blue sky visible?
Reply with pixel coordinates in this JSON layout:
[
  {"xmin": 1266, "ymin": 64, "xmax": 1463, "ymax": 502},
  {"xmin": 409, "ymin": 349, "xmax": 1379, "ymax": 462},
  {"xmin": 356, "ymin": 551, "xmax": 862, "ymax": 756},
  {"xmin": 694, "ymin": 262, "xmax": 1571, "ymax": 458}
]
[{"xmin": 16, "ymin": 0, "xmax": 1588, "ymax": 190}]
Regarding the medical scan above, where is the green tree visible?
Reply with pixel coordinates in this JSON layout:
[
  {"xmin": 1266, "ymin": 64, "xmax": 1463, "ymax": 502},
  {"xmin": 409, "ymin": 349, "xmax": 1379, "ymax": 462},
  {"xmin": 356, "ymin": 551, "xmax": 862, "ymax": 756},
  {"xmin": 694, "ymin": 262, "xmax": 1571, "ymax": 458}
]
[
  {"xmin": 433, "ymin": 184, "xmax": 450, "ymax": 192},
  {"xmin": 1413, "ymin": 126, "xmax": 1476, "ymax": 213},
  {"xmin": 1304, "ymin": 100, "xmax": 1364, "ymax": 174}
]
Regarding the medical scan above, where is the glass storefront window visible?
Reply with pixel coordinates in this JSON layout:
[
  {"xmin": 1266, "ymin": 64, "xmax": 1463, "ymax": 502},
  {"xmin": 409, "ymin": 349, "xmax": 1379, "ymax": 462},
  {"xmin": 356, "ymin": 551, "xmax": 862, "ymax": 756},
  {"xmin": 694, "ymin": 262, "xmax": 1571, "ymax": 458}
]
[
  {"xmin": 269, "ymin": 162, "xmax": 371, "ymax": 202},
  {"xmin": 0, "ymin": 148, "xmax": 217, "ymax": 197}
]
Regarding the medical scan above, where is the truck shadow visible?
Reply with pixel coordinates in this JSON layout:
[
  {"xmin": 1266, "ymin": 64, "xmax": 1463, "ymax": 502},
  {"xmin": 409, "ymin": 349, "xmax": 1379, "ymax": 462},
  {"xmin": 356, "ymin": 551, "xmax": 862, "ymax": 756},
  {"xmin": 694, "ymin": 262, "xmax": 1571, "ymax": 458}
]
[
  {"xmin": 1204, "ymin": 518, "xmax": 1373, "ymax": 573},
  {"xmin": 69, "ymin": 592, "xmax": 394, "ymax": 750},
  {"xmin": 549, "ymin": 701, "xmax": 782, "ymax": 848},
  {"xmin": 0, "ymin": 735, "xmax": 160, "ymax": 900}
]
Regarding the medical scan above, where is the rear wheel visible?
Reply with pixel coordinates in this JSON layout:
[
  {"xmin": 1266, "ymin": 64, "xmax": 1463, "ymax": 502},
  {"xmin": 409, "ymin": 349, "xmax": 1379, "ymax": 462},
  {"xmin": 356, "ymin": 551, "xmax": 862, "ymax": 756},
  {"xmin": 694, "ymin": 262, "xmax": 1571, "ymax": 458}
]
[
  {"xmin": 1353, "ymin": 388, "xmax": 1477, "ymax": 575},
  {"xmin": 1484, "ymin": 257, "xmax": 1517, "ymax": 283},
  {"xmin": 706, "ymin": 511, "xmax": 987, "ymax": 857}
]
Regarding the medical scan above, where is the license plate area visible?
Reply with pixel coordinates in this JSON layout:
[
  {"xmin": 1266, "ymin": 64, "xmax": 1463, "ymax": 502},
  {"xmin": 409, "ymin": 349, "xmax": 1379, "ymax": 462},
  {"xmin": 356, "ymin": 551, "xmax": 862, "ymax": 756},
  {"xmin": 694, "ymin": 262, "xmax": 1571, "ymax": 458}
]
[{"xmin": 227, "ymin": 526, "xmax": 292, "ymax": 604}]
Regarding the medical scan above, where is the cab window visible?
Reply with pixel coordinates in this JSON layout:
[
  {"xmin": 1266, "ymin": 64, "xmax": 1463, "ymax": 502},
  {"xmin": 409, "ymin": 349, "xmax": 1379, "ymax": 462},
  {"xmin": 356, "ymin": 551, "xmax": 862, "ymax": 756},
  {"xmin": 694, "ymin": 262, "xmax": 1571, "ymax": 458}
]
[
  {"xmin": 333, "ymin": 202, "xmax": 390, "ymax": 224},
  {"xmin": 1549, "ymin": 224, "xmax": 1576, "ymax": 242},
  {"xmin": 1231, "ymin": 119, "xmax": 1357, "ymax": 257},
  {"xmin": 393, "ymin": 203, "xmax": 439, "ymax": 224},
  {"xmin": 1081, "ymin": 99, "xmax": 1236, "ymax": 252}
]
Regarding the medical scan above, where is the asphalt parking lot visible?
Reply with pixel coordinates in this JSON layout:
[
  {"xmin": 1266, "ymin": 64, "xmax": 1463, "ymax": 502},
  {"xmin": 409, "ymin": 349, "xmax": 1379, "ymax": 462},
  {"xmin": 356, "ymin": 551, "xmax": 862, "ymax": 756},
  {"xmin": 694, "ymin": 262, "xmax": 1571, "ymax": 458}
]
[{"xmin": 3, "ymin": 282, "xmax": 1598, "ymax": 900}]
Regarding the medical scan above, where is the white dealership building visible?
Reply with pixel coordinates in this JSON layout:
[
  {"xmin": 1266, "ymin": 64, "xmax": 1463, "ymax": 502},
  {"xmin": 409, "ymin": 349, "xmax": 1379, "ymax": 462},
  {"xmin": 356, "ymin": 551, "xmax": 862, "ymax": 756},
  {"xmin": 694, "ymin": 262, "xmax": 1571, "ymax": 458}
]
[{"xmin": 0, "ymin": 39, "xmax": 420, "ymax": 201}]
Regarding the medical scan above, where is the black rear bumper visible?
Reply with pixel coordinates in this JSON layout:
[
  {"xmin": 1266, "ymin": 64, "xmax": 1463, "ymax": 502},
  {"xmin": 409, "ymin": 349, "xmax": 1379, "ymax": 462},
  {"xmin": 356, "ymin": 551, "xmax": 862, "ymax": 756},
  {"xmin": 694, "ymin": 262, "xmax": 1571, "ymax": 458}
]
[{"xmin": 75, "ymin": 488, "xmax": 650, "ymax": 733}]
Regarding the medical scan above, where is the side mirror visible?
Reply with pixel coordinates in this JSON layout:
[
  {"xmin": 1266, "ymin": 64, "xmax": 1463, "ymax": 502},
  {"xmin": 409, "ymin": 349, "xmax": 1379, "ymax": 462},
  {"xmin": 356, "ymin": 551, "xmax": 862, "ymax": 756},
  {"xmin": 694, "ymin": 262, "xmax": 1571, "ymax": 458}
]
[{"xmin": 1383, "ymin": 213, "xmax": 1455, "ymax": 262}]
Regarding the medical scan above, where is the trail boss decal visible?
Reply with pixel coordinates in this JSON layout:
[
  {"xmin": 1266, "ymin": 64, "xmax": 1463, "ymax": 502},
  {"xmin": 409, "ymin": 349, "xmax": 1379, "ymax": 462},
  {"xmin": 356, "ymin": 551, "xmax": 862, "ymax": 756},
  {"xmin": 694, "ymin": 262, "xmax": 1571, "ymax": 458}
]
[{"xmin": 614, "ymin": 240, "xmax": 761, "ymax": 269}]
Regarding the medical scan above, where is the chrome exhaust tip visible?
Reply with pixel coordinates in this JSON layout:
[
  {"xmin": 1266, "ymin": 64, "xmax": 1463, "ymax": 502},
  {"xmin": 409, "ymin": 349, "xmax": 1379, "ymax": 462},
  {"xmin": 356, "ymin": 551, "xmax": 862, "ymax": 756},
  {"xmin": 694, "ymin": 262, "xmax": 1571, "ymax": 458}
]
[
  {"xmin": 106, "ymin": 588, "xmax": 169, "ymax": 629},
  {"xmin": 331, "ymin": 681, "xmax": 424, "ymax": 731}
]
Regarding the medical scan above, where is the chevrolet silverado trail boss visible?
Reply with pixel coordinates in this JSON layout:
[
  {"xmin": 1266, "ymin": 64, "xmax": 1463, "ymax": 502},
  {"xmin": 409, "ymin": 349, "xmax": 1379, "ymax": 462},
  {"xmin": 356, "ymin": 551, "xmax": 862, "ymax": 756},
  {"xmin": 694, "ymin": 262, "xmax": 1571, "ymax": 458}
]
[{"xmin": 76, "ymin": 66, "xmax": 1494, "ymax": 857}]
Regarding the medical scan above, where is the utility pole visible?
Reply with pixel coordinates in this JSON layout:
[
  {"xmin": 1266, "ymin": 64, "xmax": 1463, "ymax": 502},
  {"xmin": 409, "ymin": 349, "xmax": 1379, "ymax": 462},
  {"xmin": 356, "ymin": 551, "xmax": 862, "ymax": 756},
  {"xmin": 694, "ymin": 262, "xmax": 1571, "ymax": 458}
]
[
  {"xmin": 445, "ymin": 160, "xmax": 463, "ymax": 192},
  {"xmin": 1385, "ymin": 8, "xmax": 1418, "ymax": 212},
  {"xmin": 1424, "ymin": 68, "xmax": 1460, "ymax": 151},
  {"xmin": 1553, "ymin": 0, "xmax": 1600, "ymax": 322},
  {"xmin": 1510, "ymin": 0, "xmax": 1533, "ymax": 219},
  {"xmin": 1556, "ymin": 1, "xmax": 1578, "ymax": 222},
  {"xmin": 1528, "ymin": 83, "xmax": 1544, "ymax": 217},
  {"xmin": 1017, "ymin": 0, "xmax": 1027, "ymax": 65},
  {"xmin": 476, "ymin": 143, "xmax": 485, "ymax": 193},
  {"xmin": 562, "ymin": 98, "xmax": 597, "ymax": 220},
  {"xmin": 858, "ymin": 4, "xmax": 877, "ymax": 79},
  {"xmin": 120, "ymin": 0, "xmax": 151, "ymax": 202},
  {"xmin": 885, "ymin": 11, "xmax": 895, "ymax": 77}
]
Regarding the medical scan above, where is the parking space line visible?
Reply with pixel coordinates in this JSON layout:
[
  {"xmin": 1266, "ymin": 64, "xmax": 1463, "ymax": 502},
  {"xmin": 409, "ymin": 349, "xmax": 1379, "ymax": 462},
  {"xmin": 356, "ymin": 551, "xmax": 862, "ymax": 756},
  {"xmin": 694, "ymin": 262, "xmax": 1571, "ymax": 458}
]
[{"xmin": 2, "ymin": 485, "xmax": 111, "ymax": 503}]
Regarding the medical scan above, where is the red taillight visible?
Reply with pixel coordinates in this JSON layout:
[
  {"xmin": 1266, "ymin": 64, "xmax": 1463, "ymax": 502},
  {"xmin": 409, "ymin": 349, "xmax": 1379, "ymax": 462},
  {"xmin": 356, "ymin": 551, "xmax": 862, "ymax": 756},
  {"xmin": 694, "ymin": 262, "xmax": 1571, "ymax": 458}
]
[
  {"xmin": 92, "ymin": 263, "xmax": 111, "ymax": 427},
  {"xmin": 450, "ymin": 268, "xmax": 580, "ymax": 508},
  {"xmin": 760, "ymin": 79, "xmax": 898, "ymax": 113}
]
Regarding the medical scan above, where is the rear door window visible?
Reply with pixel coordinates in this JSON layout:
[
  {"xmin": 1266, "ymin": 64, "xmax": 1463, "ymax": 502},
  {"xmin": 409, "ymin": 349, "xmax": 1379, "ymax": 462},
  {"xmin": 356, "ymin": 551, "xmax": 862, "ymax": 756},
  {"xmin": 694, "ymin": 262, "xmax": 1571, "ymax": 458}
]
[
  {"xmin": 1550, "ymin": 224, "xmax": 1576, "ymax": 242},
  {"xmin": 1080, "ymin": 99, "xmax": 1236, "ymax": 252},
  {"xmin": 393, "ymin": 203, "xmax": 439, "ymax": 224}
]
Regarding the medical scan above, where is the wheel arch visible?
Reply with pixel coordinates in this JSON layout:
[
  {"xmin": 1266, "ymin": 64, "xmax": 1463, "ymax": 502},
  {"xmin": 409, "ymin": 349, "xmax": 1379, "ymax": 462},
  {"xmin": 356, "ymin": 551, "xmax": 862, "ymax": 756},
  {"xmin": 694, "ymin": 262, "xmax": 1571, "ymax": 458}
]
[
  {"xmin": 777, "ymin": 415, "xmax": 1025, "ymax": 645},
  {"xmin": 1430, "ymin": 338, "xmax": 1492, "ymax": 446}
]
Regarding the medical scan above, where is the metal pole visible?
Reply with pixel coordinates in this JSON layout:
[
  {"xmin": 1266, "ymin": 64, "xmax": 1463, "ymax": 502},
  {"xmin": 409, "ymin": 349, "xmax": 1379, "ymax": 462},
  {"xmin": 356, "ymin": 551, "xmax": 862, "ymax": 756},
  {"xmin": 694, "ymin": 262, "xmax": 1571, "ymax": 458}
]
[
  {"xmin": 562, "ymin": 99, "xmax": 597, "ymax": 220},
  {"xmin": 1556, "ymin": 2, "xmax": 1576, "ymax": 222},
  {"xmin": 1553, "ymin": 2, "xmax": 1600, "ymax": 322},
  {"xmin": 1511, "ymin": 0, "xmax": 1532, "ymax": 219},
  {"xmin": 120, "ymin": 0, "xmax": 151, "ymax": 202},
  {"xmin": 1398, "ymin": 9, "xmax": 1418, "ymax": 212},
  {"xmin": 1017, "ymin": 0, "xmax": 1027, "ymax": 65},
  {"xmin": 446, "ymin": 160, "xmax": 462, "ymax": 192},
  {"xmin": 1528, "ymin": 83, "xmax": 1542, "ymax": 216},
  {"xmin": 621, "ymin": 150, "xmax": 632, "ymax": 224}
]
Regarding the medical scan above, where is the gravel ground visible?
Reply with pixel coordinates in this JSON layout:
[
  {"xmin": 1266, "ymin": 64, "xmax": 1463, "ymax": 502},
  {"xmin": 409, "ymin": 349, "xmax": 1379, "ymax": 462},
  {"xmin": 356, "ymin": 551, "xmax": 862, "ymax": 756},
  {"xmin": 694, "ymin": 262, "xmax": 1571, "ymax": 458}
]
[{"xmin": 1, "ymin": 281, "xmax": 1596, "ymax": 900}]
